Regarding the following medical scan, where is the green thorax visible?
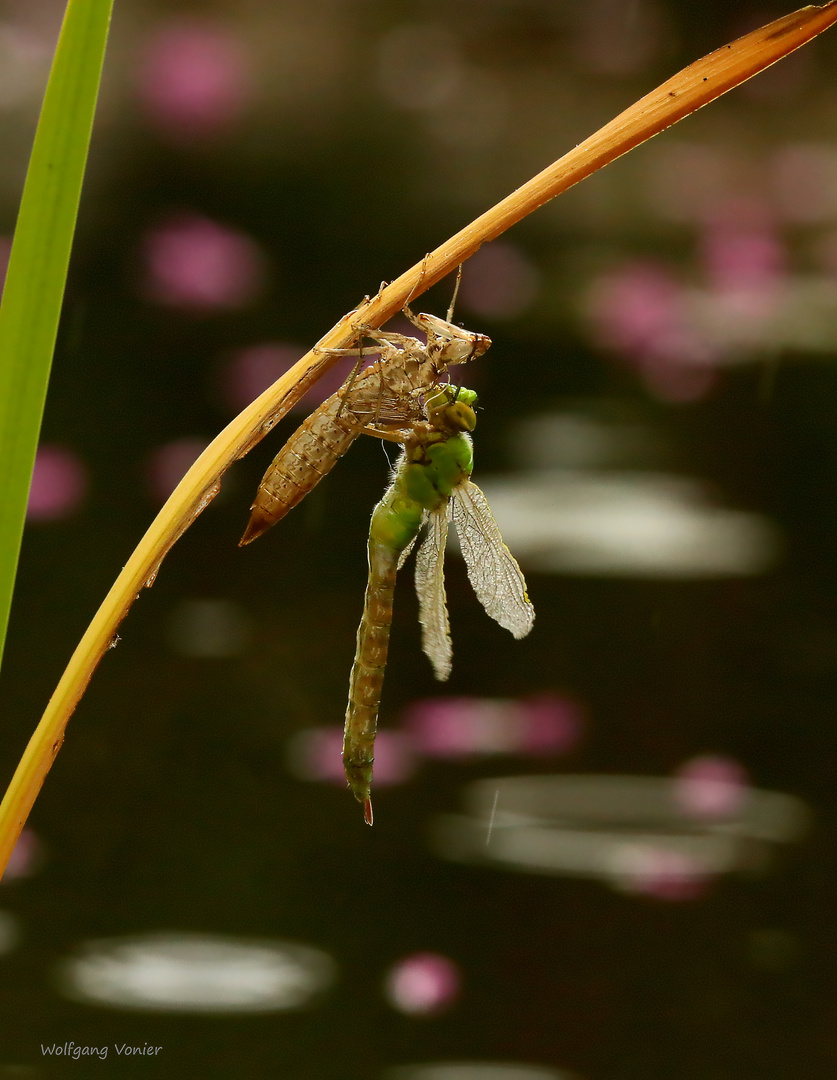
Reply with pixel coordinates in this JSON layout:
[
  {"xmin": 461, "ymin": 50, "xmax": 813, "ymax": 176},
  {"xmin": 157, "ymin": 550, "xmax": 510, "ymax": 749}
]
[
  {"xmin": 402, "ymin": 434, "xmax": 472, "ymax": 507},
  {"xmin": 370, "ymin": 387, "xmax": 477, "ymax": 554}
]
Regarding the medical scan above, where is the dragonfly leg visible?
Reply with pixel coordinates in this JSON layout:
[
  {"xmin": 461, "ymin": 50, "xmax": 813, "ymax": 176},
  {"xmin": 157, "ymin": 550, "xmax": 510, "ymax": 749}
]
[
  {"xmin": 446, "ymin": 265, "xmax": 463, "ymax": 322},
  {"xmin": 321, "ymin": 345, "xmax": 382, "ymax": 357},
  {"xmin": 336, "ymin": 352, "xmax": 368, "ymax": 421},
  {"xmin": 361, "ymin": 327, "xmax": 414, "ymax": 351},
  {"xmin": 361, "ymin": 425, "xmax": 408, "ymax": 444},
  {"xmin": 403, "ymin": 253, "xmax": 430, "ymax": 325},
  {"xmin": 323, "ymin": 331, "xmax": 411, "ymax": 356},
  {"xmin": 402, "ymin": 303, "xmax": 421, "ymax": 328},
  {"xmin": 403, "ymin": 264, "xmax": 463, "ymax": 327}
]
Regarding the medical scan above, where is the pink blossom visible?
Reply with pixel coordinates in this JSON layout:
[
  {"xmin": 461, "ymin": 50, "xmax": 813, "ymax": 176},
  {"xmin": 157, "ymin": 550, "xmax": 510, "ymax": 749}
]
[
  {"xmin": 674, "ymin": 755, "xmax": 749, "ymax": 820},
  {"xmin": 384, "ymin": 953, "xmax": 460, "ymax": 1015},
  {"xmin": 136, "ymin": 19, "xmax": 251, "ymax": 138},
  {"xmin": 142, "ymin": 214, "xmax": 266, "ymax": 311},
  {"xmin": 27, "ymin": 445, "xmax": 87, "ymax": 521}
]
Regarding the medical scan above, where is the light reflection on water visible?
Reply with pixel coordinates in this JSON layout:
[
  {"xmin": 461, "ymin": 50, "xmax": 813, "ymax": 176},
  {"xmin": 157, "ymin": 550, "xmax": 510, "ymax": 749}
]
[
  {"xmin": 54, "ymin": 932, "xmax": 335, "ymax": 1014},
  {"xmin": 433, "ymin": 775, "xmax": 809, "ymax": 895},
  {"xmin": 472, "ymin": 471, "xmax": 779, "ymax": 578},
  {"xmin": 493, "ymin": 409, "xmax": 778, "ymax": 577},
  {"xmin": 386, "ymin": 1064, "xmax": 576, "ymax": 1080}
]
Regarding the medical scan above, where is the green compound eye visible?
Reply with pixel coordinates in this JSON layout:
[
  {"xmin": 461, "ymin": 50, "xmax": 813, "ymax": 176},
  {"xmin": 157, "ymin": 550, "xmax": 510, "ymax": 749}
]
[{"xmin": 452, "ymin": 387, "xmax": 478, "ymax": 408}]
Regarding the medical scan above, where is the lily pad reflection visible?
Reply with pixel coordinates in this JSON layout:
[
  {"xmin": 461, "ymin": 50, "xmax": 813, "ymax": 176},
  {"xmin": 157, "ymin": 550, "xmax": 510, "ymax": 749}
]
[
  {"xmin": 433, "ymin": 775, "xmax": 809, "ymax": 894},
  {"xmin": 55, "ymin": 931, "xmax": 335, "ymax": 1013},
  {"xmin": 387, "ymin": 1064, "xmax": 575, "ymax": 1080}
]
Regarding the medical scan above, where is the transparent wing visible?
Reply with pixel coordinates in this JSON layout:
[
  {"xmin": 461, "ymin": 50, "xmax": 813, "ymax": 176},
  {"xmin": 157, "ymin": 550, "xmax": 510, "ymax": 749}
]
[
  {"xmin": 414, "ymin": 504, "xmax": 452, "ymax": 681},
  {"xmin": 451, "ymin": 480, "xmax": 535, "ymax": 639},
  {"xmin": 340, "ymin": 365, "xmax": 425, "ymax": 428},
  {"xmin": 356, "ymin": 394, "xmax": 423, "ymax": 428}
]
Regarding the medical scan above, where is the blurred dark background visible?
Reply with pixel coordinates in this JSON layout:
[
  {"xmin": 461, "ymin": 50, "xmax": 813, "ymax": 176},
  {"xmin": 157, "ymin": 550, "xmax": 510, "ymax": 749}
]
[{"xmin": 0, "ymin": 0, "xmax": 836, "ymax": 1076}]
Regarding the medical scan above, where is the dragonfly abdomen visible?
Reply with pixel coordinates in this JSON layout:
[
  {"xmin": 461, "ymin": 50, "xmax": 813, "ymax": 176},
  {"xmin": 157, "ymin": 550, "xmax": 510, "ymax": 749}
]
[
  {"xmin": 342, "ymin": 460, "xmax": 428, "ymax": 813},
  {"xmin": 343, "ymin": 537, "xmax": 401, "ymax": 819}
]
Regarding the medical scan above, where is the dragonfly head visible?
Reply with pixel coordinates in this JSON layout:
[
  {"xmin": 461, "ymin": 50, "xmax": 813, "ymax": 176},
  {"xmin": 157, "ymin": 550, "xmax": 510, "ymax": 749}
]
[
  {"xmin": 425, "ymin": 385, "xmax": 477, "ymax": 433},
  {"xmin": 446, "ymin": 399, "xmax": 477, "ymax": 432},
  {"xmin": 413, "ymin": 313, "xmax": 491, "ymax": 367}
]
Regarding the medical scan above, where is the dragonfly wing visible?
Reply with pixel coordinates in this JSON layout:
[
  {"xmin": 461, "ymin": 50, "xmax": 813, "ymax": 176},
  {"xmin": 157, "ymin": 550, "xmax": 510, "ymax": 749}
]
[
  {"xmin": 451, "ymin": 480, "xmax": 535, "ymax": 639},
  {"xmin": 343, "ymin": 367, "xmax": 425, "ymax": 428},
  {"xmin": 414, "ymin": 505, "xmax": 452, "ymax": 681},
  {"xmin": 364, "ymin": 395, "xmax": 423, "ymax": 428}
]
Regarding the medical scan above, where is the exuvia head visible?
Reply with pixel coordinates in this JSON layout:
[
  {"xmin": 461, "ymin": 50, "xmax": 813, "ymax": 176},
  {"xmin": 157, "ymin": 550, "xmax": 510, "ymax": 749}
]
[{"xmin": 413, "ymin": 312, "xmax": 491, "ymax": 366}]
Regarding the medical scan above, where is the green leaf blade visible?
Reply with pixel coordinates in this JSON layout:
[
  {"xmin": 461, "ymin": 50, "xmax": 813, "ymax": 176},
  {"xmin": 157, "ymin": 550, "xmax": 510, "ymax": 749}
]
[{"xmin": 0, "ymin": 0, "xmax": 114, "ymax": 668}]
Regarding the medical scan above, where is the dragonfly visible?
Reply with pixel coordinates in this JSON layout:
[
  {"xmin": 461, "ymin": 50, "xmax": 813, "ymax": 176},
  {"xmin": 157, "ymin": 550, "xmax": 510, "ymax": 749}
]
[
  {"xmin": 343, "ymin": 384, "xmax": 535, "ymax": 825},
  {"xmin": 239, "ymin": 305, "xmax": 490, "ymax": 546}
]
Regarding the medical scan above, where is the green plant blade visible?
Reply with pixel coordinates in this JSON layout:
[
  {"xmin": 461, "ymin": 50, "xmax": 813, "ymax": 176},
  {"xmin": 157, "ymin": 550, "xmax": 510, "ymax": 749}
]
[{"xmin": 0, "ymin": 0, "xmax": 114, "ymax": 670}]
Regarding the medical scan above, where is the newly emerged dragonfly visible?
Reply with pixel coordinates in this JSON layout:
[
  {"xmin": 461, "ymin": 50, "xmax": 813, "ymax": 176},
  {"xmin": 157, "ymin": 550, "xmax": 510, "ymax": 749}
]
[
  {"xmin": 343, "ymin": 385, "xmax": 535, "ymax": 825},
  {"xmin": 239, "ymin": 307, "xmax": 490, "ymax": 546}
]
